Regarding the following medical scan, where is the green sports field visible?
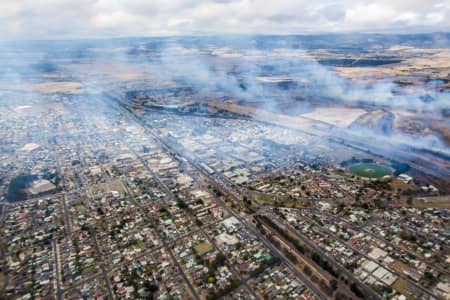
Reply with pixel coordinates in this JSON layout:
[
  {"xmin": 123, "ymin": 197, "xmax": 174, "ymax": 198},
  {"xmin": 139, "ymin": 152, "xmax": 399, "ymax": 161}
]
[{"xmin": 349, "ymin": 163, "xmax": 392, "ymax": 178}]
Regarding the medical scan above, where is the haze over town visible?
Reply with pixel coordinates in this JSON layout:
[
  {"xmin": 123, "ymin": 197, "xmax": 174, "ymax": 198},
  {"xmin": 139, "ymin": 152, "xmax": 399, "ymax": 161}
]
[{"xmin": 0, "ymin": 1, "xmax": 449, "ymax": 300}]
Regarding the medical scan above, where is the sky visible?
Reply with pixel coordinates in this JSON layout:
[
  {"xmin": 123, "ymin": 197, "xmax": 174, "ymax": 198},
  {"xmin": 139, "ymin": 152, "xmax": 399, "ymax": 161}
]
[{"xmin": 1, "ymin": 0, "xmax": 450, "ymax": 39}]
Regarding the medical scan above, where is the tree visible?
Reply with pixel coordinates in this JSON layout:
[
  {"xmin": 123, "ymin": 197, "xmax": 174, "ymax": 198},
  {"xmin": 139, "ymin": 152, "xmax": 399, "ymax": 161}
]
[
  {"xmin": 407, "ymin": 196, "xmax": 413, "ymax": 206},
  {"xmin": 330, "ymin": 279, "xmax": 338, "ymax": 290},
  {"xmin": 303, "ymin": 265, "xmax": 312, "ymax": 276},
  {"xmin": 176, "ymin": 199, "xmax": 188, "ymax": 209},
  {"xmin": 350, "ymin": 283, "xmax": 364, "ymax": 298}
]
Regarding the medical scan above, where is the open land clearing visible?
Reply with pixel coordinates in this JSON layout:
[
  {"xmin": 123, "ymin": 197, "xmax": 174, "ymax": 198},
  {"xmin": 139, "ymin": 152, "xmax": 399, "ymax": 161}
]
[
  {"xmin": 334, "ymin": 47, "xmax": 450, "ymax": 87},
  {"xmin": 301, "ymin": 107, "xmax": 367, "ymax": 128}
]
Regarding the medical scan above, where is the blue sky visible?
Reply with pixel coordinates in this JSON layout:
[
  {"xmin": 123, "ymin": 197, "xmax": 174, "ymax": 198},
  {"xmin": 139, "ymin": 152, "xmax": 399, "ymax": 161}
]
[{"xmin": 1, "ymin": 0, "xmax": 449, "ymax": 39}]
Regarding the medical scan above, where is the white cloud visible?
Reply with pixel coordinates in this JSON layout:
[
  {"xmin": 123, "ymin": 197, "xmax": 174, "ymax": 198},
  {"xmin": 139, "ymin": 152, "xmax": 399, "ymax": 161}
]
[
  {"xmin": 0, "ymin": 0, "xmax": 449, "ymax": 39},
  {"xmin": 344, "ymin": 3, "xmax": 397, "ymax": 27}
]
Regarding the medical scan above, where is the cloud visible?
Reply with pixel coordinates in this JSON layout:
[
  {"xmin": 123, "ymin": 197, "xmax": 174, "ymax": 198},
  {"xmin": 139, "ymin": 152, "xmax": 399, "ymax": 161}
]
[{"xmin": 0, "ymin": 0, "xmax": 449, "ymax": 39}]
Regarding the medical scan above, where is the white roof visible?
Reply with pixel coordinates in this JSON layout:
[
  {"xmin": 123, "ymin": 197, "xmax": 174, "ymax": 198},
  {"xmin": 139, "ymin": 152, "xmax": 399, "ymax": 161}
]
[
  {"xmin": 372, "ymin": 267, "xmax": 389, "ymax": 280},
  {"xmin": 29, "ymin": 180, "xmax": 56, "ymax": 195},
  {"xmin": 21, "ymin": 143, "xmax": 41, "ymax": 152},
  {"xmin": 216, "ymin": 232, "xmax": 239, "ymax": 246},
  {"xmin": 222, "ymin": 216, "xmax": 240, "ymax": 229},
  {"xmin": 362, "ymin": 260, "xmax": 379, "ymax": 273},
  {"xmin": 381, "ymin": 271, "xmax": 398, "ymax": 286}
]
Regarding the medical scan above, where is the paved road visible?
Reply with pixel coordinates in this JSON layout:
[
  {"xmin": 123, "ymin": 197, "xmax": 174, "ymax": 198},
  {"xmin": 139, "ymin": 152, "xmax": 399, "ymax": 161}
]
[
  {"xmin": 90, "ymin": 227, "xmax": 115, "ymax": 299},
  {"xmin": 109, "ymin": 93, "xmax": 442, "ymax": 300},
  {"xmin": 112, "ymin": 99, "xmax": 329, "ymax": 300},
  {"xmin": 302, "ymin": 210, "xmax": 438, "ymax": 299},
  {"xmin": 53, "ymin": 239, "xmax": 63, "ymax": 300},
  {"xmin": 220, "ymin": 198, "xmax": 329, "ymax": 300},
  {"xmin": 0, "ymin": 203, "xmax": 6, "ymax": 222},
  {"xmin": 199, "ymin": 226, "xmax": 261, "ymax": 300},
  {"xmin": 61, "ymin": 193, "xmax": 72, "ymax": 234},
  {"xmin": 265, "ymin": 212, "xmax": 381, "ymax": 300},
  {"xmin": 118, "ymin": 150, "xmax": 201, "ymax": 300}
]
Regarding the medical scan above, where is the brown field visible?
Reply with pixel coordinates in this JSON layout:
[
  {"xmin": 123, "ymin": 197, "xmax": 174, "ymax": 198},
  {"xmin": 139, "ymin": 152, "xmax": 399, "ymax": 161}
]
[
  {"xmin": 413, "ymin": 196, "xmax": 450, "ymax": 209},
  {"xmin": 91, "ymin": 180, "xmax": 126, "ymax": 195},
  {"xmin": 207, "ymin": 100, "xmax": 325, "ymax": 136},
  {"xmin": 334, "ymin": 47, "xmax": 450, "ymax": 84},
  {"xmin": 392, "ymin": 279, "xmax": 415, "ymax": 300},
  {"xmin": 194, "ymin": 242, "xmax": 213, "ymax": 256},
  {"xmin": 1, "ymin": 81, "xmax": 83, "ymax": 94},
  {"xmin": 301, "ymin": 107, "xmax": 367, "ymax": 128},
  {"xmin": 30, "ymin": 81, "xmax": 83, "ymax": 94},
  {"xmin": 65, "ymin": 61, "xmax": 152, "ymax": 82}
]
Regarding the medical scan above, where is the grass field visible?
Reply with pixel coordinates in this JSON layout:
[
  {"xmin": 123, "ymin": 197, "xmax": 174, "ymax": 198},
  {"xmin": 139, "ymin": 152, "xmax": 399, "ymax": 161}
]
[{"xmin": 349, "ymin": 163, "xmax": 392, "ymax": 178}]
